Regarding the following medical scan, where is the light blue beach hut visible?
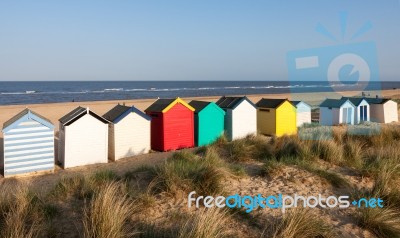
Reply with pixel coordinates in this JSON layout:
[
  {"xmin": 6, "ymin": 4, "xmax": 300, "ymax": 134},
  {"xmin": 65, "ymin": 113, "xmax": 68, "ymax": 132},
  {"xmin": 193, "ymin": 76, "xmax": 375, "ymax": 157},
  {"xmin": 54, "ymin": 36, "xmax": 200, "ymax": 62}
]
[{"xmin": 2, "ymin": 109, "xmax": 55, "ymax": 177}]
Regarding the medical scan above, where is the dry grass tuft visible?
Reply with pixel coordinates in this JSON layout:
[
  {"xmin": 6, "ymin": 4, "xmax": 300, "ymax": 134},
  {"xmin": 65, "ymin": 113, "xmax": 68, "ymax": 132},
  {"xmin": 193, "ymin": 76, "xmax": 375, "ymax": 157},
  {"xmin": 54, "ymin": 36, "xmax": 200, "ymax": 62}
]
[
  {"xmin": 178, "ymin": 208, "xmax": 229, "ymax": 238},
  {"xmin": 357, "ymin": 206, "xmax": 400, "ymax": 238},
  {"xmin": 152, "ymin": 148, "xmax": 229, "ymax": 196},
  {"xmin": 263, "ymin": 208, "xmax": 334, "ymax": 238},
  {"xmin": 83, "ymin": 181, "xmax": 135, "ymax": 238},
  {"xmin": 311, "ymin": 140, "xmax": 343, "ymax": 165},
  {"xmin": 0, "ymin": 182, "xmax": 43, "ymax": 238}
]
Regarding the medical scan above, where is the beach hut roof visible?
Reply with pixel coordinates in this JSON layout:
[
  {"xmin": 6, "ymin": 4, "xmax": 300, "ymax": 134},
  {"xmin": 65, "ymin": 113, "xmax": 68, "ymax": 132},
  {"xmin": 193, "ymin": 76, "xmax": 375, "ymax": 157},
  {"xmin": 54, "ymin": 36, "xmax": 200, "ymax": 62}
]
[
  {"xmin": 320, "ymin": 98, "xmax": 355, "ymax": 108},
  {"xmin": 364, "ymin": 98, "xmax": 391, "ymax": 104},
  {"xmin": 103, "ymin": 105, "xmax": 151, "ymax": 123},
  {"xmin": 256, "ymin": 98, "xmax": 289, "ymax": 109},
  {"xmin": 189, "ymin": 100, "xmax": 225, "ymax": 114},
  {"xmin": 340, "ymin": 97, "xmax": 368, "ymax": 106},
  {"xmin": 290, "ymin": 100, "xmax": 311, "ymax": 108},
  {"xmin": 59, "ymin": 106, "xmax": 109, "ymax": 126},
  {"xmin": 216, "ymin": 96, "xmax": 255, "ymax": 110},
  {"xmin": 145, "ymin": 97, "xmax": 195, "ymax": 113},
  {"xmin": 3, "ymin": 108, "xmax": 54, "ymax": 132}
]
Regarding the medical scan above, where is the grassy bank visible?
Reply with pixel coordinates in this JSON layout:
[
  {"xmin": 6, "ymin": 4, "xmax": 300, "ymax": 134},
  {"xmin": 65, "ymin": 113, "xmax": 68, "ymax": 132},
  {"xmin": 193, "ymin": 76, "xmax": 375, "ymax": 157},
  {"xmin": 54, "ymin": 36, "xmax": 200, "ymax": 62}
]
[{"xmin": 0, "ymin": 123, "xmax": 399, "ymax": 237}]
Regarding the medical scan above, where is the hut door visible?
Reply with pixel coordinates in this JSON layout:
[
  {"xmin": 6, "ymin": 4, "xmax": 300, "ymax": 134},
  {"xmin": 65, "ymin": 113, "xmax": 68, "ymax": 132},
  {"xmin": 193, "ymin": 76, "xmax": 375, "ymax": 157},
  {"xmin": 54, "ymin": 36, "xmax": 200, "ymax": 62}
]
[
  {"xmin": 359, "ymin": 105, "xmax": 367, "ymax": 121},
  {"xmin": 342, "ymin": 107, "xmax": 352, "ymax": 124}
]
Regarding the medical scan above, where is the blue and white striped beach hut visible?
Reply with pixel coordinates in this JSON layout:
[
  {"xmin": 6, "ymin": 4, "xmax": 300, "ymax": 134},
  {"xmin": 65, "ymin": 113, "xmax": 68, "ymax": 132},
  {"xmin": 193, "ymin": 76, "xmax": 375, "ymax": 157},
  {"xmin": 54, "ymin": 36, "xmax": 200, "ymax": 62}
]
[{"xmin": 2, "ymin": 109, "xmax": 55, "ymax": 177}]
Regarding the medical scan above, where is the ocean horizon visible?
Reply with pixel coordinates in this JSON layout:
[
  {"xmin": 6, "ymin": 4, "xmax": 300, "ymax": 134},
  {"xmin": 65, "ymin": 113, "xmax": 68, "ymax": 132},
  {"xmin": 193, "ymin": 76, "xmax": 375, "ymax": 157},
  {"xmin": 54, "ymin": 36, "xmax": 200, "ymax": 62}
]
[{"xmin": 0, "ymin": 81, "xmax": 398, "ymax": 105}]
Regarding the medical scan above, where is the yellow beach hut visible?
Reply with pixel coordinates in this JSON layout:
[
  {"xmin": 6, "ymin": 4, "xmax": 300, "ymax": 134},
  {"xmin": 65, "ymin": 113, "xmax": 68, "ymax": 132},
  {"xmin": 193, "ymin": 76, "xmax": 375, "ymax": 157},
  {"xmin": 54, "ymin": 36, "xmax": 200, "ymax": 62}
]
[{"xmin": 256, "ymin": 98, "xmax": 297, "ymax": 136}]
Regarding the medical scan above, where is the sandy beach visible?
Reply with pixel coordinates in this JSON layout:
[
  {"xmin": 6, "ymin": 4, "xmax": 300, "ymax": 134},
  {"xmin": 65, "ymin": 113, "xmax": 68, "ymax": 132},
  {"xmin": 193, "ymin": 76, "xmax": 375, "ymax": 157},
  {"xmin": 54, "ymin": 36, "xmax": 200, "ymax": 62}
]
[{"xmin": 0, "ymin": 89, "xmax": 399, "ymax": 133}]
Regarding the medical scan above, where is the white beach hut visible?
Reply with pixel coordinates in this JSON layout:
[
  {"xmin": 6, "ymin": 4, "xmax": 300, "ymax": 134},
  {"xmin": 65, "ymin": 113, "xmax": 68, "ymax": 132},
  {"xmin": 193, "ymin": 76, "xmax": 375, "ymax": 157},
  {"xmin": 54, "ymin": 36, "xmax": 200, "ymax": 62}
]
[
  {"xmin": 216, "ymin": 96, "xmax": 257, "ymax": 141},
  {"xmin": 290, "ymin": 101, "xmax": 312, "ymax": 127},
  {"xmin": 341, "ymin": 97, "xmax": 370, "ymax": 124},
  {"xmin": 319, "ymin": 99, "xmax": 356, "ymax": 126},
  {"xmin": 365, "ymin": 98, "xmax": 398, "ymax": 123},
  {"xmin": 2, "ymin": 109, "xmax": 55, "ymax": 177},
  {"xmin": 58, "ymin": 107, "xmax": 109, "ymax": 168},
  {"xmin": 103, "ymin": 105, "xmax": 151, "ymax": 161}
]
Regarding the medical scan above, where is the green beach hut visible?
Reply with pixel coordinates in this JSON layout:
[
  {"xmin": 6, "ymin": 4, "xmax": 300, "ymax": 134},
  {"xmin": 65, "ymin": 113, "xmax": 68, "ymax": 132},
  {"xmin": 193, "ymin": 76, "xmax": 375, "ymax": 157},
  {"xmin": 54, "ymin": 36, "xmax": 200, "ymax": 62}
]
[{"xmin": 189, "ymin": 100, "xmax": 225, "ymax": 146}]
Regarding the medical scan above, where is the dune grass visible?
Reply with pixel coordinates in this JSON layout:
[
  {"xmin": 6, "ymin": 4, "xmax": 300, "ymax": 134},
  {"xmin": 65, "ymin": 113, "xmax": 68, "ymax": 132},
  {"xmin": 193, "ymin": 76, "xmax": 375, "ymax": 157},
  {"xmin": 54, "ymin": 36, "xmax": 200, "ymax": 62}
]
[
  {"xmin": 263, "ymin": 208, "xmax": 334, "ymax": 238},
  {"xmin": 151, "ymin": 148, "xmax": 230, "ymax": 196},
  {"xmin": 178, "ymin": 208, "xmax": 229, "ymax": 238},
  {"xmin": 0, "ymin": 183, "xmax": 44, "ymax": 238},
  {"xmin": 83, "ymin": 181, "xmax": 135, "ymax": 238},
  {"xmin": 357, "ymin": 206, "xmax": 400, "ymax": 238}
]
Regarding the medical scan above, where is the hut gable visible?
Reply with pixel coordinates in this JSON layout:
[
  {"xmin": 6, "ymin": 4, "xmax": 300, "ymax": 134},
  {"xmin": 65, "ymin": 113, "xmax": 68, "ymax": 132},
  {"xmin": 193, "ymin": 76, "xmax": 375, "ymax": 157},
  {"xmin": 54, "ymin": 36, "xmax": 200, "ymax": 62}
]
[
  {"xmin": 145, "ymin": 97, "xmax": 194, "ymax": 113},
  {"xmin": 216, "ymin": 96, "xmax": 256, "ymax": 110},
  {"xmin": 2, "ymin": 109, "xmax": 55, "ymax": 177},
  {"xmin": 59, "ymin": 106, "xmax": 109, "ymax": 126},
  {"xmin": 103, "ymin": 105, "xmax": 151, "ymax": 124},
  {"xmin": 3, "ymin": 109, "xmax": 54, "ymax": 133},
  {"xmin": 256, "ymin": 98, "xmax": 287, "ymax": 109}
]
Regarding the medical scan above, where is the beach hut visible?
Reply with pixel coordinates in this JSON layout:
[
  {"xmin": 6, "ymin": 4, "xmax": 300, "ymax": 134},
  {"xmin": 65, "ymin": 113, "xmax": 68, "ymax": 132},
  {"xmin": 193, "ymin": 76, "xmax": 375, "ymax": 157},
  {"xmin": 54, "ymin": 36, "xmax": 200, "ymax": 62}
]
[
  {"xmin": 364, "ymin": 98, "xmax": 398, "ymax": 123},
  {"xmin": 290, "ymin": 101, "xmax": 312, "ymax": 127},
  {"xmin": 216, "ymin": 96, "xmax": 257, "ymax": 141},
  {"xmin": 319, "ymin": 99, "xmax": 356, "ymax": 126},
  {"xmin": 341, "ymin": 97, "xmax": 370, "ymax": 124},
  {"xmin": 189, "ymin": 100, "xmax": 225, "ymax": 146},
  {"xmin": 145, "ymin": 97, "xmax": 195, "ymax": 151},
  {"xmin": 58, "ymin": 107, "xmax": 109, "ymax": 168},
  {"xmin": 2, "ymin": 109, "xmax": 55, "ymax": 177},
  {"xmin": 256, "ymin": 99, "xmax": 297, "ymax": 136},
  {"xmin": 103, "ymin": 105, "xmax": 151, "ymax": 161}
]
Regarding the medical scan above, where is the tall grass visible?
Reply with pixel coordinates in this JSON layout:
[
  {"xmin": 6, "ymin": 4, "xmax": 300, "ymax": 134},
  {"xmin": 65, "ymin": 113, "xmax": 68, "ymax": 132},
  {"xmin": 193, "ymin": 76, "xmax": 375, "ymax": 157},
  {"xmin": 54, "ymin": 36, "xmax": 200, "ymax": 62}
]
[
  {"xmin": 83, "ymin": 181, "xmax": 135, "ymax": 238},
  {"xmin": 178, "ymin": 208, "xmax": 229, "ymax": 238},
  {"xmin": 152, "ymin": 148, "xmax": 229, "ymax": 196},
  {"xmin": 0, "ymin": 183, "xmax": 43, "ymax": 238},
  {"xmin": 311, "ymin": 140, "xmax": 343, "ymax": 165},
  {"xmin": 357, "ymin": 206, "xmax": 400, "ymax": 238},
  {"xmin": 263, "ymin": 208, "xmax": 334, "ymax": 238}
]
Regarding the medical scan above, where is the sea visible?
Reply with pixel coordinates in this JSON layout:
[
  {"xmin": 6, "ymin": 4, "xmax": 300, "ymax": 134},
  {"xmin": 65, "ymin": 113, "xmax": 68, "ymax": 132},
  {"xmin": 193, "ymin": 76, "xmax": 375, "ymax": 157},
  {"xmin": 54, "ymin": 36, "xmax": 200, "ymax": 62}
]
[{"xmin": 0, "ymin": 81, "xmax": 399, "ymax": 105}]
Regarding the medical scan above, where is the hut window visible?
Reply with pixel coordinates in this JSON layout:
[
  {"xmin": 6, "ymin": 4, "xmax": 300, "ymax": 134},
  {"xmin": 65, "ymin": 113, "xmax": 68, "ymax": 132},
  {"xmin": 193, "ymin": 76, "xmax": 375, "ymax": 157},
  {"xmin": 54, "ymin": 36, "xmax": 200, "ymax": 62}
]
[
  {"xmin": 260, "ymin": 109, "xmax": 270, "ymax": 112},
  {"xmin": 151, "ymin": 114, "xmax": 159, "ymax": 118}
]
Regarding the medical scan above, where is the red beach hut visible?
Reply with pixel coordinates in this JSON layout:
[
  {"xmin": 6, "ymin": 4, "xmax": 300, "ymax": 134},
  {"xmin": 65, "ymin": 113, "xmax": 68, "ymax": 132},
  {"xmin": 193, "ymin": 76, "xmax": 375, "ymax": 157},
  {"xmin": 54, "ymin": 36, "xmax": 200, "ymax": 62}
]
[{"xmin": 145, "ymin": 97, "xmax": 195, "ymax": 151}]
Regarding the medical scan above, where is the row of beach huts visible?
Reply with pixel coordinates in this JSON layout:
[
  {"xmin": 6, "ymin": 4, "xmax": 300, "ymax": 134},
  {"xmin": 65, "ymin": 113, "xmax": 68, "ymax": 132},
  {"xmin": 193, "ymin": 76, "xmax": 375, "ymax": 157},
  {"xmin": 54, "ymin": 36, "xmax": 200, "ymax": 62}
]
[{"xmin": 1, "ymin": 96, "xmax": 398, "ymax": 177}]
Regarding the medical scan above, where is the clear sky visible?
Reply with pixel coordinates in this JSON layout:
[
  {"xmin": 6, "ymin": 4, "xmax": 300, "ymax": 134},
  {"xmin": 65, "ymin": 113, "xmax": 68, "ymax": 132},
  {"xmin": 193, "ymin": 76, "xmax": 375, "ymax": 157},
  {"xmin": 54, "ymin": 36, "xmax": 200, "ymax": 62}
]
[{"xmin": 0, "ymin": 0, "xmax": 399, "ymax": 81}]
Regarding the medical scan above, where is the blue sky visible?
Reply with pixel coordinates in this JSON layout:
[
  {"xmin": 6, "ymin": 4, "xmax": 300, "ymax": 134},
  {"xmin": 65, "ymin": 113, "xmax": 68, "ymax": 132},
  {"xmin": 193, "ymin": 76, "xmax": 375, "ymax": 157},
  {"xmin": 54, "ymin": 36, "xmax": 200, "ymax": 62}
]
[{"xmin": 0, "ymin": 1, "xmax": 399, "ymax": 81}]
